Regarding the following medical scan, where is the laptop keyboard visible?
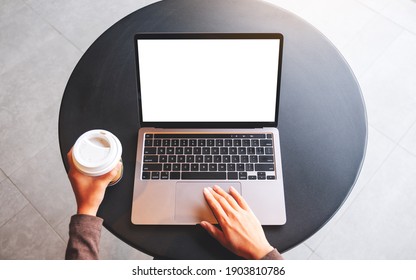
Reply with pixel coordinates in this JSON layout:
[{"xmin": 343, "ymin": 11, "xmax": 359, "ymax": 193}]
[{"xmin": 141, "ymin": 133, "xmax": 276, "ymax": 180}]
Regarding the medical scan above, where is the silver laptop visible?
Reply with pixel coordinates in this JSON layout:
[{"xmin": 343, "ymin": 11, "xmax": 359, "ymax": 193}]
[{"xmin": 131, "ymin": 33, "xmax": 286, "ymax": 225}]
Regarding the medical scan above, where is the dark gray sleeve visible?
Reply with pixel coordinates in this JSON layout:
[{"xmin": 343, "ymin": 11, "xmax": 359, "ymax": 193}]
[
  {"xmin": 261, "ymin": 248, "xmax": 284, "ymax": 260},
  {"xmin": 65, "ymin": 214, "xmax": 103, "ymax": 260}
]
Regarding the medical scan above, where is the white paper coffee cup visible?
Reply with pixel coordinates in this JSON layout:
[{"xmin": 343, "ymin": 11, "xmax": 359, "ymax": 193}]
[{"xmin": 73, "ymin": 129, "xmax": 123, "ymax": 185}]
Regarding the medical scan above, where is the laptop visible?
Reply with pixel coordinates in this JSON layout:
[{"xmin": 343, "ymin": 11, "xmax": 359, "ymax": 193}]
[{"xmin": 131, "ymin": 33, "xmax": 286, "ymax": 225}]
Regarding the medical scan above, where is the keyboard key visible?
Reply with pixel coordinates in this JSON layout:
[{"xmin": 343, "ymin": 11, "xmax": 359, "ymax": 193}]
[
  {"xmin": 229, "ymin": 147, "xmax": 237, "ymax": 154},
  {"xmin": 223, "ymin": 155, "xmax": 231, "ymax": 163},
  {"xmin": 218, "ymin": 164, "xmax": 227, "ymax": 171},
  {"xmin": 157, "ymin": 147, "xmax": 166, "ymax": 154},
  {"xmin": 144, "ymin": 155, "xmax": 158, "ymax": 162},
  {"xmin": 225, "ymin": 139, "xmax": 233, "ymax": 146},
  {"xmin": 200, "ymin": 163, "xmax": 208, "ymax": 171},
  {"xmin": 167, "ymin": 147, "xmax": 175, "ymax": 154},
  {"xmin": 216, "ymin": 139, "xmax": 224, "ymax": 146},
  {"xmin": 246, "ymin": 163, "xmax": 254, "ymax": 171},
  {"xmin": 177, "ymin": 155, "xmax": 186, "ymax": 162},
  {"xmin": 181, "ymin": 163, "xmax": 190, "ymax": 171},
  {"xmin": 259, "ymin": 156, "xmax": 274, "ymax": 163},
  {"xmin": 162, "ymin": 139, "xmax": 170, "ymax": 146},
  {"xmin": 202, "ymin": 147, "xmax": 210, "ymax": 154},
  {"xmin": 170, "ymin": 172, "xmax": 180, "ymax": 179},
  {"xmin": 142, "ymin": 172, "xmax": 150, "ymax": 180},
  {"xmin": 189, "ymin": 139, "xmax": 197, "ymax": 146},
  {"xmin": 265, "ymin": 147, "xmax": 274, "ymax": 154},
  {"xmin": 198, "ymin": 139, "xmax": 206, "ymax": 146},
  {"xmin": 211, "ymin": 147, "xmax": 219, "ymax": 154},
  {"xmin": 234, "ymin": 139, "xmax": 242, "ymax": 146},
  {"xmin": 173, "ymin": 164, "xmax": 181, "ymax": 171},
  {"xmin": 171, "ymin": 139, "xmax": 179, "ymax": 146},
  {"xmin": 143, "ymin": 164, "xmax": 162, "ymax": 171},
  {"xmin": 159, "ymin": 155, "xmax": 167, "ymax": 162},
  {"xmin": 182, "ymin": 172, "xmax": 226, "ymax": 180},
  {"xmin": 186, "ymin": 155, "xmax": 194, "ymax": 163},
  {"xmin": 163, "ymin": 164, "xmax": 171, "ymax": 171},
  {"xmin": 232, "ymin": 155, "xmax": 240, "ymax": 163},
  {"xmin": 193, "ymin": 147, "xmax": 202, "ymax": 154},
  {"xmin": 227, "ymin": 163, "xmax": 236, "ymax": 171},
  {"xmin": 251, "ymin": 139, "xmax": 259, "ymax": 146},
  {"xmin": 205, "ymin": 155, "xmax": 213, "ymax": 163},
  {"xmin": 241, "ymin": 155, "xmax": 249, "ymax": 163},
  {"xmin": 191, "ymin": 163, "xmax": 199, "ymax": 171},
  {"xmin": 237, "ymin": 164, "xmax": 245, "ymax": 171},
  {"xmin": 207, "ymin": 139, "xmax": 215, "ymax": 146},
  {"xmin": 161, "ymin": 172, "xmax": 169, "ymax": 180},
  {"xmin": 144, "ymin": 148, "xmax": 156, "ymax": 154},
  {"xmin": 255, "ymin": 164, "xmax": 275, "ymax": 171},
  {"xmin": 250, "ymin": 155, "xmax": 258, "ymax": 163},
  {"xmin": 238, "ymin": 147, "xmax": 246, "ymax": 154},
  {"xmin": 247, "ymin": 147, "xmax": 256, "ymax": 155},
  {"xmin": 227, "ymin": 172, "xmax": 238, "ymax": 180},
  {"xmin": 154, "ymin": 139, "xmax": 162, "ymax": 146},
  {"xmin": 180, "ymin": 139, "xmax": 188, "ymax": 146},
  {"xmin": 243, "ymin": 139, "xmax": 251, "ymax": 146},
  {"xmin": 151, "ymin": 172, "xmax": 160, "ymax": 179},
  {"xmin": 239, "ymin": 172, "xmax": 248, "ymax": 180},
  {"xmin": 168, "ymin": 155, "xmax": 176, "ymax": 162},
  {"xmin": 145, "ymin": 134, "xmax": 153, "ymax": 139},
  {"xmin": 145, "ymin": 139, "xmax": 153, "ymax": 146},
  {"xmin": 214, "ymin": 155, "xmax": 222, "ymax": 163},
  {"xmin": 257, "ymin": 172, "xmax": 266, "ymax": 180},
  {"xmin": 248, "ymin": 175, "xmax": 257, "ymax": 180},
  {"xmin": 175, "ymin": 147, "xmax": 184, "ymax": 154},
  {"xmin": 196, "ymin": 155, "xmax": 204, "ymax": 162},
  {"xmin": 220, "ymin": 147, "xmax": 228, "ymax": 154},
  {"xmin": 209, "ymin": 164, "xmax": 217, "ymax": 171},
  {"xmin": 260, "ymin": 140, "xmax": 273, "ymax": 146},
  {"xmin": 185, "ymin": 147, "xmax": 193, "ymax": 154},
  {"xmin": 256, "ymin": 147, "xmax": 265, "ymax": 154},
  {"xmin": 267, "ymin": 175, "xmax": 276, "ymax": 180}
]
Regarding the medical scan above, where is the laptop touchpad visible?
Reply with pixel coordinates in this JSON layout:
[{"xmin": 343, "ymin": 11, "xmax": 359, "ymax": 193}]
[{"xmin": 175, "ymin": 182, "xmax": 242, "ymax": 224}]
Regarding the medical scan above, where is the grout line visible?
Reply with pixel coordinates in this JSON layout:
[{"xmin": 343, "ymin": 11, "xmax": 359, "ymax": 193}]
[{"xmin": 22, "ymin": 0, "xmax": 84, "ymax": 54}]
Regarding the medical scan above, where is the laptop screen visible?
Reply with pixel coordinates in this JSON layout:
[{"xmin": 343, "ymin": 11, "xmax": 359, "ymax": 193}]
[{"xmin": 135, "ymin": 34, "xmax": 283, "ymax": 126}]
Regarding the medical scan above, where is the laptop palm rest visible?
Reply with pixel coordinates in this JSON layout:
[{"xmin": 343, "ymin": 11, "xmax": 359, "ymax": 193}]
[{"xmin": 174, "ymin": 182, "xmax": 242, "ymax": 224}]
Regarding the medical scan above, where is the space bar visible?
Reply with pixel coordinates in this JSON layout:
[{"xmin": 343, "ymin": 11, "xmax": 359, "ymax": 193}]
[{"xmin": 181, "ymin": 172, "xmax": 226, "ymax": 180}]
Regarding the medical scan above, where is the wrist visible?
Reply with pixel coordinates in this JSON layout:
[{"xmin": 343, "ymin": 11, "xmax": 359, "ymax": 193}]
[
  {"xmin": 250, "ymin": 244, "xmax": 275, "ymax": 260},
  {"xmin": 77, "ymin": 205, "xmax": 98, "ymax": 216}
]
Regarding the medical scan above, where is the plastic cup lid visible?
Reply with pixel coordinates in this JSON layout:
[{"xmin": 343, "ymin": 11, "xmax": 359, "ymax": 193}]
[{"xmin": 73, "ymin": 130, "xmax": 122, "ymax": 176}]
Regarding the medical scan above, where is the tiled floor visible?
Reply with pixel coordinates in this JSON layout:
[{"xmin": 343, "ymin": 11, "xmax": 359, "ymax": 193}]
[{"xmin": 1, "ymin": 0, "xmax": 415, "ymax": 259}]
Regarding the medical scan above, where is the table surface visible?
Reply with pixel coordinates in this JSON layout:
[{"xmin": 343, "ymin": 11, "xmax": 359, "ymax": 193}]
[{"xmin": 59, "ymin": 0, "xmax": 367, "ymax": 259}]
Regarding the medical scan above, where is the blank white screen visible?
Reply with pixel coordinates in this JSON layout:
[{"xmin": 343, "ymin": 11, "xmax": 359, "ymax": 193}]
[{"xmin": 137, "ymin": 39, "xmax": 280, "ymax": 122}]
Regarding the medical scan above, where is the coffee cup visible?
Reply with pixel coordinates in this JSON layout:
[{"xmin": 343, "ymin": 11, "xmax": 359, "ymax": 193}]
[{"xmin": 72, "ymin": 129, "xmax": 123, "ymax": 186}]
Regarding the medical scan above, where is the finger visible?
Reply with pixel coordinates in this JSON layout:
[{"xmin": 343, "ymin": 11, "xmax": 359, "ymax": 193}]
[
  {"xmin": 212, "ymin": 185, "xmax": 240, "ymax": 211},
  {"xmin": 229, "ymin": 186, "xmax": 250, "ymax": 211},
  {"xmin": 209, "ymin": 186, "xmax": 236, "ymax": 215},
  {"xmin": 200, "ymin": 221, "xmax": 227, "ymax": 246},
  {"xmin": 203, "ymin": 187, "xmax": 228, "ymax": 223},
  {"xmin": 100, "ymin": 162, "xmax": 122, "ymax": 183}
]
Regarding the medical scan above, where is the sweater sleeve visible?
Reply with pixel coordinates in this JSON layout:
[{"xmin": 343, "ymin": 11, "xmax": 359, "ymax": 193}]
[
  {"xmin": 261, "ymin": 248, "xmax": 284, "ymax": 260},
  {"xmin": 65, "ymin": 214, "xmax": 103, "ymax": 260}
]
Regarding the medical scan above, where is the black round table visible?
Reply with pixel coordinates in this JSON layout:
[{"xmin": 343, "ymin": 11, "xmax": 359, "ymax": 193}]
[{"xmin": 59, "ymin": 0, "xmax": 367, "ymax": 259}]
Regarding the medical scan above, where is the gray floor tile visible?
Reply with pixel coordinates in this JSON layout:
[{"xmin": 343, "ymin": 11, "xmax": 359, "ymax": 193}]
[
  {"xmin": 9, "ymin": 141, "xmax": 76, "ymax": 228},
  {"xmin": 0, "ymin": 0, "xmax": 26, "ymax": 29},
  {"xmin": 356, "ymin": 0, "xmax": 395, "ymax": 12},
  {"xmin": 340, "ymin": 13, "xmax": 403, "ymax": 79},
  {"xmin": 0, "ymin": 2, "xmax": 58, "ymax": 75},
  {"xmin": 0, "ymin": 35, "xmax": 81, "ymax": 175},
  {"xmin": 0, "ymin": 178, "xmax": 28, "ymax": 227},
  {"xmin": 282, "ymin": 243, "xmax": 313, "ymax": 260},
  {"xmin": 265, "ymin": 0, "xmax": 376, "ymax": 48},
  {"xmin": 0, "ymin": 169, "xmax": 6, "ymax": 182},
  {"xmin": 99, "ymin": 227, "xmax": 153, "ymax": 260},
  {"xmin": 399, "ymin": 121, "xmax": 416, "ymax": 157},
  {"xmin": 0, "ymin": 205, "xmax": 66, "ymax": 259},
  {"xmin": 308, "ymin": 253, "xmax": 323, "ymax": 260},
  {"xmin": 23, "ymin": 0, "xmax": 160, "ymax": 52},
  {"xmin": 380, "ymin": 0, "xmax": 416, "ymax": 35},
  {"xmin": 315, "ymin": 147, "xmax": 416, "ymax": 259},
  {"xmin": 360, "ymin": 31, "xmax": 416, "ymax": 143}
]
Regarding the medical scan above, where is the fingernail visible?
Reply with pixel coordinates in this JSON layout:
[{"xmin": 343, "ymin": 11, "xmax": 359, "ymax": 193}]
[{"xmin": 203, "ymin": 187, "xmax": 209, "ymax": 194}]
